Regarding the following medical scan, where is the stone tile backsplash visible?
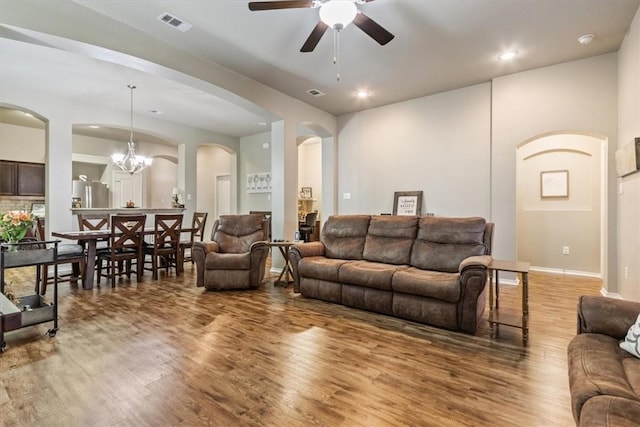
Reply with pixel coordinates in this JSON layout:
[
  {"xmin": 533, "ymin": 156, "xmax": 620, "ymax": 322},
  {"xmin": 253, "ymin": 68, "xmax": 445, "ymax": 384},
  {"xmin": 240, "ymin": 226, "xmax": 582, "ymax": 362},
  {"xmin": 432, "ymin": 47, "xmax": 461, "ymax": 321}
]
[{"xmin": 0, "ymin": 197, "xmax": 45, "ymax": 214}]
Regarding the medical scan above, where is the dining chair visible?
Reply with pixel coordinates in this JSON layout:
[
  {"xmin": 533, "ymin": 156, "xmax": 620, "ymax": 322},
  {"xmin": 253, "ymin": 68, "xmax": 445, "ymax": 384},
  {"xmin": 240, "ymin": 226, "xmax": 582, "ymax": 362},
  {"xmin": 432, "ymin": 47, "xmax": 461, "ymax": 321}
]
[
  {"xmin": 97, "ymin": 214, "xmax": 146, "ymax": 287},
  {"xmin": 299, "ymin": 211, "xmax": 318, "ymax": 242},
  {"xmin": 35, "ymin": 217, "xmax": 86, "ymax": 295},
  {"xmin": 77, "ymin": 212, "xmax": 110, "ymax": 252},
  {"xmin": 144, "ymin": 213, "xmax": 183, "ymax": 279},
  {"xmin": 179, "ymin": 211, "xmax": 208, "ymax": 265}
]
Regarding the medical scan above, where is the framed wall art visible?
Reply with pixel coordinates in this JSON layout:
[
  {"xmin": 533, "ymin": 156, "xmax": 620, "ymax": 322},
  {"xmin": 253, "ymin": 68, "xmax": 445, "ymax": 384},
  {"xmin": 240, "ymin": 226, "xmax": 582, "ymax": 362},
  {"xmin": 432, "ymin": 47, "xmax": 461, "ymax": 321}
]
[
  {"xmin": 300, "ymin": 187, "xmax": 313, "ymax": 199},
  {"xmin": 540, "ymin": 170, "xmax": 569, "ymax": 198},
  {"xmin": 246, "ymin": 172, "xmax": 272, "ymax": 194},
  {"xmin": 393, "ymin": 191, "xmax": 423, "ymax": 216}
]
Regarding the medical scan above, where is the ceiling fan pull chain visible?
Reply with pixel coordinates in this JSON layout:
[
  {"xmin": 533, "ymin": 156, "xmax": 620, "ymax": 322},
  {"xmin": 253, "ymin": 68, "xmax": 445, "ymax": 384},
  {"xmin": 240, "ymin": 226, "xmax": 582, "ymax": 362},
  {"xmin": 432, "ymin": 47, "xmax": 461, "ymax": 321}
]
[{"xmin": 334, "ymin": 29, "xmax": 341, "ymax": 81}]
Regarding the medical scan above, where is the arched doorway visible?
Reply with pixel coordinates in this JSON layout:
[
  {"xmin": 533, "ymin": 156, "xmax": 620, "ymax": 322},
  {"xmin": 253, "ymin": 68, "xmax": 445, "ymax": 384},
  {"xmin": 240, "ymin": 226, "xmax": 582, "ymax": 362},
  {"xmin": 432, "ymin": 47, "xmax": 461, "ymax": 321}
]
[
  {"xmin": 516, "ymin": 132, "xmax": 607, "ymax": 277},
  {"xmin": 297, "ymin": 135, "xmax": 322, "ymax": 239}
]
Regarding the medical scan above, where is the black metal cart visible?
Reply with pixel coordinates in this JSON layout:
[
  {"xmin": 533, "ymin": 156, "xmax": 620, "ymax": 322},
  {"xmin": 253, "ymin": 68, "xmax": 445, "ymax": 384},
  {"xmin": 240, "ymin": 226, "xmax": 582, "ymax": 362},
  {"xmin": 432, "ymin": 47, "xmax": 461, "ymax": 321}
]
[{"xmin": 0, "ymin": 240, "xmax": 59, "ymax": 352}]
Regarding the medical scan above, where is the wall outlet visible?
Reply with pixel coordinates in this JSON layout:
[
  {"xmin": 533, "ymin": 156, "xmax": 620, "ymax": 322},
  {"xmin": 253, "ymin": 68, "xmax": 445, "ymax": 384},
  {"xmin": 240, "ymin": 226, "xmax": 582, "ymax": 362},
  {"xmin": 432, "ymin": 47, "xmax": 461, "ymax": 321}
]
[
  {"xmin": 625, "ymin": 266, "xmax": 629, "ymax": 279},
  {"xmin": 562, "ymin": 246, "xmax": 570, "ymax": 255},
  {"xmin": 343, "ymin": 192, "xmax": 351, "ymax": 200}
]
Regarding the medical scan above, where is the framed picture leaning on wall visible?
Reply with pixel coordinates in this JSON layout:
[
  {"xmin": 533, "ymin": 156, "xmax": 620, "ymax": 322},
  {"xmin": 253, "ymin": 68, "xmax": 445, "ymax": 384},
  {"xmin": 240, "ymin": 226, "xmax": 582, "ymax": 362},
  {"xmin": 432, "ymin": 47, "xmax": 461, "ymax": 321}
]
[{"xmin": 393, "ymin": 191, "xmax": 423, "ymax": 216}]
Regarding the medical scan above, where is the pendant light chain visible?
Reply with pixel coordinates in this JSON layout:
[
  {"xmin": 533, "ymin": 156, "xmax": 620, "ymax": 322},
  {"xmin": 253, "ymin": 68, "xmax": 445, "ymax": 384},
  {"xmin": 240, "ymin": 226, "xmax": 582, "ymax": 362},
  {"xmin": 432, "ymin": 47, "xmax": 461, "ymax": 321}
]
[{"xmin": 129, "ymin": 84, "xmax": 135, "ymax": 145}]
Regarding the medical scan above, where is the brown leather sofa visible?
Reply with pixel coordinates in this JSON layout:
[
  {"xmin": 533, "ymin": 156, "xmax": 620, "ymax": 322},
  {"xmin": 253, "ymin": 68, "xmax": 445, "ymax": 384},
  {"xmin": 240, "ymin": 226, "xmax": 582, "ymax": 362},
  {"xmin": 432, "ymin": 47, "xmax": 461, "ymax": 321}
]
[
  {"xmin": 568, "ymin": 296, "xmax": 640, "ymax": 426},
  {"xmin": 289, "ymin": 215, "xmax": 494, "ymax": 334},
  {"xmin": 193, "ymin": 214, "xmax": 269, "ymax": 290}
]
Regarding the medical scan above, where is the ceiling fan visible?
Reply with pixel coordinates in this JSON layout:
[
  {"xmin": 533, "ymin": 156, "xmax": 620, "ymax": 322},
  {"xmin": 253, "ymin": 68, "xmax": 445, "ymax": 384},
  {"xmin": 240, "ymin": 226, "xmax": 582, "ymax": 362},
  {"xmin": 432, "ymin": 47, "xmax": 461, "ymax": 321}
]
[{"xmin": 248, "ymin": 0, "xmax": 394, "ymax": 53}]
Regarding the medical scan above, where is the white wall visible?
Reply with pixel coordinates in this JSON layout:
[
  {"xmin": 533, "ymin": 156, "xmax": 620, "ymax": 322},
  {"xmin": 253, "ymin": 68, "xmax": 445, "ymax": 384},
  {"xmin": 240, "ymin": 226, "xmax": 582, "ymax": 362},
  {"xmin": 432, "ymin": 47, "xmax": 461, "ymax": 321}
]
[
  {"xmin": 337, "ymin": 55, "xmax": 618, "ymax": 290},
  {"xmin": 239, "ymin": 131, "xmax": 271, "ymax": 214},
  {"xmin": 337, "ymin": 83, "xmax": 491, "ymax": 218},
  {"xmin": 617, "ymin": 7, "xmax": 640, "ymax": 301},
  {"xmin": 197, "ymin": 145, "xmax": 232, "ymax": 239},
  {"xmin": 147, "ymin": 157, "xmax": 178, "ymax": 208},
  {"xmin": 0, "ymin": 123, "xmax": 45, "ymax": 162}
]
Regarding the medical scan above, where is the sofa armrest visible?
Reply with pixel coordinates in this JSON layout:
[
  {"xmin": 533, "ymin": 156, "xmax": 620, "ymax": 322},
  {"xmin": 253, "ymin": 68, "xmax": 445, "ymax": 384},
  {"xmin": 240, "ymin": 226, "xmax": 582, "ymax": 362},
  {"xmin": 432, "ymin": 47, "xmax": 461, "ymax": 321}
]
[
  {"xmin": 289, "ymin": 241, "xmax": 326, "ymax": 293},
  {"xmin": 459, "ymin": 255, "xmax": 493, "ymax": 272},
  {"xmin": 457, "ymin": 255, "xmax": 492, "ymax": 334},
  {"xmin": 291, "ymin": 241, "xmax": 325, "ymax": 258},
  {"xmin": 192, "ymin": 241, "xmax": 219, "ymax": 287},
  {"xmin": 577, "ymin": 295, "xmax": 640, "ymax": 339},
  {"xmin": 249, "ymin": 241, "xmax": 270, "ymax": 288}
]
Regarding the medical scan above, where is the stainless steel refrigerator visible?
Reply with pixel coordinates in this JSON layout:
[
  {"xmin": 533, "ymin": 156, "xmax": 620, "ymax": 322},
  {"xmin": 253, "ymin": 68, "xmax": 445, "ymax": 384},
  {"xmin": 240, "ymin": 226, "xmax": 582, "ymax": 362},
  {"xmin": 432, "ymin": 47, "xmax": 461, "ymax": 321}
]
[{"xmin": 72, "ymin": 180, "xmax": 110, "ymax": 208}]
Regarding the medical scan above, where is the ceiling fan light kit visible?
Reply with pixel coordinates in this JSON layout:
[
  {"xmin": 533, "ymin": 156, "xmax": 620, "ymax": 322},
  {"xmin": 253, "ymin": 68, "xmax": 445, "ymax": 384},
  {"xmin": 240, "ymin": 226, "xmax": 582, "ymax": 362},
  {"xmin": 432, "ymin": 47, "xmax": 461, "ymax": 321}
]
[{"xmin": 319, "ymin": 1, "xmax": 357, "ymax": 29}]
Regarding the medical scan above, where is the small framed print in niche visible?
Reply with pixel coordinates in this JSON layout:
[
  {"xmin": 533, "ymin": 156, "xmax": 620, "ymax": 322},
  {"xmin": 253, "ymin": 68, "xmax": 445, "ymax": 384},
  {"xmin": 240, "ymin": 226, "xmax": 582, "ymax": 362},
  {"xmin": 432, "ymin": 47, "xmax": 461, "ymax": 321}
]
[
  {"xmin": 300, "ymin": 187, "xmax": 312, "ymax": 199},
  {"xmin": 540, "ymin": 170, "xmax": 569, "ymax": 198}
]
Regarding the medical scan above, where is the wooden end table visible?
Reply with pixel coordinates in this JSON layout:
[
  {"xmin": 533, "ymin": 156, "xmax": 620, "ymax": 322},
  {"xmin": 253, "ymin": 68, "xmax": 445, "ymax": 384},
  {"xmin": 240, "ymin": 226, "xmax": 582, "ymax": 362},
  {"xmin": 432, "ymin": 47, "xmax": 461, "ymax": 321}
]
[
  {"xmin": 487, "ymin": 259, "xmax": 530, "ymax": 346},
  {"xmin": 267, "ymin": 241, "xmax": 297, "ymax": 286}
]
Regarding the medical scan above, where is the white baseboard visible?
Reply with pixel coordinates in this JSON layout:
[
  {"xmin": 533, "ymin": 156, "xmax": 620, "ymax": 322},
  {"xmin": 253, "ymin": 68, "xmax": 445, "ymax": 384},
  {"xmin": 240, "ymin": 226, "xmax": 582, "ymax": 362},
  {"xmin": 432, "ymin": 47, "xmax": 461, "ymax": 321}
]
[
  {"xmin": 492, "ymin": 278, "xmax": 519, "ymax": 286},
  {"xmin": 270, "ymin": 267, "xmax": 283, "ymax": 275},
  {"xmin": 600, "ymin": 288, "xmax": 623, "ymax": 299},
  {"xmin": 528, "ymin": 266, "xmax": 601, "ymax": 279}
]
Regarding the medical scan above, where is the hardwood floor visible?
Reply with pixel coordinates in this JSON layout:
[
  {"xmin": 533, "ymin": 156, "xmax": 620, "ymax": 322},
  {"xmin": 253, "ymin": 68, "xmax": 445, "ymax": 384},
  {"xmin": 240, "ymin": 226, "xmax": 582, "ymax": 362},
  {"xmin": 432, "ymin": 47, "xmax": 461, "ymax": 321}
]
[{"xmin": 1, "ymin": 261, "xmax": 601, "ymax": 426}]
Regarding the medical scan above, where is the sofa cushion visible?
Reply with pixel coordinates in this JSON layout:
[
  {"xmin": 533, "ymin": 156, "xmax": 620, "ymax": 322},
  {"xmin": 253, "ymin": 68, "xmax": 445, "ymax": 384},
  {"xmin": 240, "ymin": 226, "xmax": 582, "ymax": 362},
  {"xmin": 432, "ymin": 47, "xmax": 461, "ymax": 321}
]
[
  {"xmin": 339, "ymin": 261, "xmax": 408, "ymax": 291},
  {"xmin": 579, "ymin": 395, "xmax": 640, "ymax": 427},
  {"xmin": 568, "ymin": 333, "xmax": 640, "ymax": 422},
  {"xmin": 214, "ymin": 215, "xmax": 265, "ymax": 253},
  {"xmin": 299, "ymin": 257, "xmax": 351, "ymax": 283},
  {"xmin": 417, "ymin": 216, "xmax": 487, "ymax": 244},
  {"xmin": 342, "ymin": 284, "xmax": 393, "ymax": 315},
  {"xmin": 299, "ymin": 278, "xmax": 342, "ymax": 304},
  {"xmin": 392, "ymin": 267, "xmax": 461, "ymax": 303},
  {"xmin": 205, "ymin": 252, "xmax": 251, "ymax": 270},
  {"xmin": 411, "ymin": 217, "xmax": 487, "ymax": 272},
  {"xmin": 363, "ymin": 215, "xmax": 418, "ymax": 265},
  {"xmin": 321, "ymin": 215, "xmax": 370, "ymax": 260}
]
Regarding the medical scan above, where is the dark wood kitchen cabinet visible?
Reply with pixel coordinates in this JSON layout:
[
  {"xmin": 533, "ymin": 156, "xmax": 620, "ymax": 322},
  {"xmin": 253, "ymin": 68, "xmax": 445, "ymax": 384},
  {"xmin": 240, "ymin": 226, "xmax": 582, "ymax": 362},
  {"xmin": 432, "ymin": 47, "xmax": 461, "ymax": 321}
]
[
  {"xmin": 0, "ymin": 161, "xmax": 45, "ymax": 197},
  {"xmin": 0, "ymin": 161, "xmax": 17, "ymax": 196}
]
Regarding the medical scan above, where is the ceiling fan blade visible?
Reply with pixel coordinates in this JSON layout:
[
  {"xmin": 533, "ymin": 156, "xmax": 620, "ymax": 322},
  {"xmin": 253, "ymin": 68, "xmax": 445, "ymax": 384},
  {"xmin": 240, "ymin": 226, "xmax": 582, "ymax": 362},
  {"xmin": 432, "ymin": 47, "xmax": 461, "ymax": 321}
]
[
  {"xmin": 249, "ymin": 1, "xmax": 314, "ymax": 11},
  {"xmin": 300, "ymin": 21, "xmax": 329, "ymax": 52},
  {"xmin": 353, "ymin": 12, "xmax": 394, "ymax": 45}
]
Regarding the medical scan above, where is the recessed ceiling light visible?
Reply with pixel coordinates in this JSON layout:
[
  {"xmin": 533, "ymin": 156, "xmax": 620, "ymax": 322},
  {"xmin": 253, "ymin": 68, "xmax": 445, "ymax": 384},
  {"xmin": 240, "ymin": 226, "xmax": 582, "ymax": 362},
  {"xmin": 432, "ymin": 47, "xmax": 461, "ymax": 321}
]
[
  {"xmin": 89, "ymin": 125, "xmax": 100, "ymax": 128},
  {"xmin": 356, "ymin": 90, "xmax": 370, "ymax": 98},
  {"xmin": 147, "ymin": 109, "xmax": 162, "ymax": 114},
  {"xmin": 578, "ymin": 34, "xmax": 595, "ymax": 45},
  {"xmin": 498, "ymin": 50, "xmax": 518, "ymax": 61}
]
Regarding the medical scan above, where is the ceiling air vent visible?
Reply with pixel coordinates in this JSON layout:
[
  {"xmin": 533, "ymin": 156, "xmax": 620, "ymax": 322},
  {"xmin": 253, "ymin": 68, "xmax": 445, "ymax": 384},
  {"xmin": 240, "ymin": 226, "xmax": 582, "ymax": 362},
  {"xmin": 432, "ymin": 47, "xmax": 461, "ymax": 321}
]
[
  {"xmin": 157, "ymin": 12, "xmax": 193, "ymax": 32},
  {"xmin": 306, "ymin": 89, "xmax": 325, "ymax": 97}
]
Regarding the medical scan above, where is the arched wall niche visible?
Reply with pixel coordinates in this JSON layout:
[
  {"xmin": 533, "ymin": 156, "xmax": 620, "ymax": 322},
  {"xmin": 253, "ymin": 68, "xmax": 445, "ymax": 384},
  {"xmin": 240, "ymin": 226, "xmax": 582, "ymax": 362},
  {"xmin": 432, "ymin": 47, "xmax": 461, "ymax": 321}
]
[{"xmin": 516, "ymin": 131, "xmax": 608, "ymax": 278}]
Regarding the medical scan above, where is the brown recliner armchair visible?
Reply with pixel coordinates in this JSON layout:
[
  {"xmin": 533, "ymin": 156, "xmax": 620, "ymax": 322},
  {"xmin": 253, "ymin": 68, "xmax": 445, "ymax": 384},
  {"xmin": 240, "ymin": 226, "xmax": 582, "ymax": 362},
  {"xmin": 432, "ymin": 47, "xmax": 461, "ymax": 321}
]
[{"xmin": 192, "ymin": 214, "xmax": 269, "ymax": 290}]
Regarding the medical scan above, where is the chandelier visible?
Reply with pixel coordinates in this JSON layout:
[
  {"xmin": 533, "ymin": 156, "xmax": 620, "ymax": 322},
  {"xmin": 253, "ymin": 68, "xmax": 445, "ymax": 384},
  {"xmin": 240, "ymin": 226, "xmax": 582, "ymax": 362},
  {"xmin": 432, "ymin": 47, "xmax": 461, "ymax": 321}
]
[{"xmin": 111, "ymin": 84, "xmax": 153, "ymax": 175}]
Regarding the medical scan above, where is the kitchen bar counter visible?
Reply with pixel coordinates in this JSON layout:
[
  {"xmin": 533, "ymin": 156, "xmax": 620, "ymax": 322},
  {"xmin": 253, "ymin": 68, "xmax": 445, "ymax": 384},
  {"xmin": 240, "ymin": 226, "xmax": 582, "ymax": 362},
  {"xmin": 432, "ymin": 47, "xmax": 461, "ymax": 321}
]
[{"xmin": 71, "ymin": 208, "xmax": 185, "ymax": 215}]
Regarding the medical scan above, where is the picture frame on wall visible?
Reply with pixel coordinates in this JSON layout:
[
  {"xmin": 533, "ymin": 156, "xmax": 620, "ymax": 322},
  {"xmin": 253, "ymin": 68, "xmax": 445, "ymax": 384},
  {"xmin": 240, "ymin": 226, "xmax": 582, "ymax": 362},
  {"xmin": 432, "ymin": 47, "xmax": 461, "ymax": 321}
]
[
  {"xmin": 540, "ymin": 170, "xmax": 569, "ymax": 198},
  {"xmin": 300, "ymin": 187, "xmax": 313, "ymax": 199},
  {"xmin": 31, "ymin": 202, "xmax": 45, "ymax": 218},
  {"xmin": 393, "ymin": 191, "xmax": 423, "ymax": 216}
]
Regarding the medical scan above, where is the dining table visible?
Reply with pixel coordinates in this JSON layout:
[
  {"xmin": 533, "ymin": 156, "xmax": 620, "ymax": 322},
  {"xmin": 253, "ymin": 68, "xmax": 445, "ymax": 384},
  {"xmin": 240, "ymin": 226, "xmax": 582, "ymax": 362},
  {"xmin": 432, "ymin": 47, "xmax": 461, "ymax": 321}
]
[{"xmin": 52, "ymin": 227, "xmax": 195, "ymax": 290}]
